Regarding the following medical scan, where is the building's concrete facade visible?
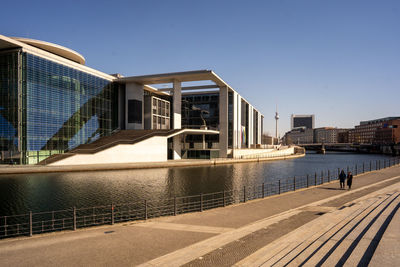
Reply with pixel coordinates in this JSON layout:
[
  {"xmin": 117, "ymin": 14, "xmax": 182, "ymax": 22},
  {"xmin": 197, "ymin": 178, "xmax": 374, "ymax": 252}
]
[{"xmin": 0, "ymin": 35, "xmax": 265, "ymax": 164}]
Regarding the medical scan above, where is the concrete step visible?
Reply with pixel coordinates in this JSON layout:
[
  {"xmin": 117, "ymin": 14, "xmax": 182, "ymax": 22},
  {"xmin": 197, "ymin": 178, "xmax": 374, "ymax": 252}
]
[
  {"xmin": 264, "ymin": 201, "xmax": 374, "ymax": 266},
  {"xmin": 369, "ymin": 200, "xmax": 400, "ymax": 266},
  {"xmin": 320, "ymin": 192, "xmax": 399, "ymax": 266},
  {"xmin": 306, "ymin": 192, "xmax": 398, "ymax": 266},
  {"xmin": 234, "ymin": 189, "xmax": 398, "ymax": 267},
  {"xmin": 280, "ymin": 195, "xmax": 391, "ymax": 266},
  {"xmin": 346, "ymin": 194, "xmax": 400, "ymax": 266}
]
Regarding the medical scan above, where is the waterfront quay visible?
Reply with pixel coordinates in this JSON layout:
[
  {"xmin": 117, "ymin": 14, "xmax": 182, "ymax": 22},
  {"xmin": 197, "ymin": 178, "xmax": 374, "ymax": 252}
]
[{"xmin": 1, "ymin": 164, "xmax": 399, "ymax": 266}]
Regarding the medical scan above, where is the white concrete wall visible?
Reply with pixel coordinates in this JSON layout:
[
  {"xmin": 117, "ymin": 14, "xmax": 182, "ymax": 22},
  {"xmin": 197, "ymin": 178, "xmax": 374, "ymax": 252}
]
[
  {"xmin": 126, "ymin": 82, "xmax": 144, "ymax": 130},
  {"xmin": 233, "ymin": 147, "xmax": 295, "ymax": 159},
  {"xmin": 50, "ymin": 136, "xmax": 168, "ymax": 165},
  {"xmin": 173, "ymin": 80, "xmax": 181, "ymax": 129}
]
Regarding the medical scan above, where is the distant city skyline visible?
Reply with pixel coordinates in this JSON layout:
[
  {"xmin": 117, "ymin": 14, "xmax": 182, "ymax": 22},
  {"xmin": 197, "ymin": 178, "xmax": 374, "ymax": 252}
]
[{"xmin": 1, "ymin": 0, "xmax": 399, "ymax": 136}]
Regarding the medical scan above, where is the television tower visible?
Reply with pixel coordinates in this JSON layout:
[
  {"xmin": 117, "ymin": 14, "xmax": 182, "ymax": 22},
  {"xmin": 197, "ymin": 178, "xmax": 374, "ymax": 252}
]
[{"xmin": 274, "ymin": 106, "xmax": 279, "ymax": 139}]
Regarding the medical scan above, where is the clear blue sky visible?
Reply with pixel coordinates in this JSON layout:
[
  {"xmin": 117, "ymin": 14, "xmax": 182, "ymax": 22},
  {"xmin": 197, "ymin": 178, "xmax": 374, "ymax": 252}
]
[{"xmin": 1, "ymin": 0, "xmax": 399, "ymax": 136}]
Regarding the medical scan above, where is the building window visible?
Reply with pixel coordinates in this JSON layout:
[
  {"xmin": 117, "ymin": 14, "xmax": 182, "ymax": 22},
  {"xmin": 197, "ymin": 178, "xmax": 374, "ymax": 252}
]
[
  {"xmin": 151, "ymin": 96, "xmax": 170, "ymax": 129},
  {"xmin": 128, "ymin": 99, "xmax": 142, "ymax": 124}
]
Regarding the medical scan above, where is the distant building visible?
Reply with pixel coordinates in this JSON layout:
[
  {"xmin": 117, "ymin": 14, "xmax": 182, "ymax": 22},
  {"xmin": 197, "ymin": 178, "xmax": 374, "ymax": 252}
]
[
  {"xmin": 337, "ymin": 130, "xmax": 350, "ymax": 143},
  {"xmin": 291, "ymin": 114, "xmax": 315, "ymax": 130},
  {"xmin": 349, "ymin": 117, "xmax": 400, "ymax": 144},
  {"xmin": 313, "ymin": 127, "xmax": 350, "ymax": 144},
  {"xmin": 284, "ymin": 127, "xmax": 314, "ymax": 144},
  {"xmin": 375, "ymin": 119, "xmax": 400, "ymax": 145}
]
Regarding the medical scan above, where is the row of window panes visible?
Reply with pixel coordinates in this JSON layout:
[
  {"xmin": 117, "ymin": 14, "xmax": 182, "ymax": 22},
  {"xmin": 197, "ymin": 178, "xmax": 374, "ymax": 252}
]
[
  {"xmin": 152, "ymin": 115, "xmax": 170, "ymax": 130},
  {"xmin": 152, "ymin": 97, "xmax": 170, "ymax": 117}
]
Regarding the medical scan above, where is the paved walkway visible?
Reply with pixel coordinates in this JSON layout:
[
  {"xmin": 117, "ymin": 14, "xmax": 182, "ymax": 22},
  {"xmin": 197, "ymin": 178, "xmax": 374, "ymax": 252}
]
[{"xmin": 0, "ymin": 166, "xmax": 399, "ymax": 266}]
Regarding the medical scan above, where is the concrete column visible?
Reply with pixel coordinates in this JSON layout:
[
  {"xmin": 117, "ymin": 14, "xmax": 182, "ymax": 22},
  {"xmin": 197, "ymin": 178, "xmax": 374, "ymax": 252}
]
[
  {"xmin": 173, "ymin": 80, "xmax": 181, "ymax": 129},
  {"xmin": 258, "ymin": 112, "xmax": 262, "ymax": 144},
  {"xmin": 248, "ymin": 106, "xmax": 252, "ymax": 148},
  {"xmin": 173, "ymin": 135, "xmax": 181, "ymax": 160},
  {"xmin": 233, "ymin": 91, "xmax": 238, "ymax": 149},
  {"xmin": 237, "ymin": 95, "xmax": 242, "ymax": 149},
  {"xmin": 219, "ymin": 86, "xmax": 228, "ymax": 158}
]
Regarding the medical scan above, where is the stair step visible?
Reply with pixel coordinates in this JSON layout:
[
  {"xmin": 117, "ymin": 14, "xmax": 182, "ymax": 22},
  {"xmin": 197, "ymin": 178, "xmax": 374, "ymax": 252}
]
[
  {"xmin": 369, "ymin": 201, "xmax": 400, "ymax": 266},
  {"xmin": 306, "ymin": 193, "xmax": 397, "ymax": 266},
  {"xmin": 292, "ymin": 194, "xmax": 391, "ymax": 266},
  {"xmin": 345, "ymin": 193, "xmax": 400, "ymax": 266},
  {"xmin": 238, "ymin": 196, "xmax": 381, "ymax": 266}
]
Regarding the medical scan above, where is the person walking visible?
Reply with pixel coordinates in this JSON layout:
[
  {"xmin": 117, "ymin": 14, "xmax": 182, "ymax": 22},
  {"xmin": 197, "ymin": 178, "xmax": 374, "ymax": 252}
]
[
  {"xmin": 339, "ymin": 170, "xmax": 346, "ymax": 189},
  {"xmin": 347, "ymin": 171, "xmax": 353, "ymax": 190}
]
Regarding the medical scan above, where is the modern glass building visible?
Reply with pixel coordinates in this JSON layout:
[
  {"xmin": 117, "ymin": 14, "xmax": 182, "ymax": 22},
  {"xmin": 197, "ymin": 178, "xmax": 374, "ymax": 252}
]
[
  {"xmin": 0, "ymin": 36, "xmax": 118, "ymax": 164},
  {"xmin": 0, "ymin": 35, "xmax": 265, "ymax": 165}
]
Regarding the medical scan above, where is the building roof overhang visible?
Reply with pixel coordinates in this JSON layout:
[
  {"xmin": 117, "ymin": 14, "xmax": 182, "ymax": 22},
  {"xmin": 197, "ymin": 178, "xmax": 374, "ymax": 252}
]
[
  {"xmin": 0, "ymin": 34, "xmax": 114, "ymax": 80},
  {"xmin": 115, "ymin": 70, "xmax": 231, "ymax": 89},
  {"xmin": 167, "ymin": 128, "xmax": 220, "ymax": 138},
  {"xmin": 11, "ymin": 37, "xmax": 86, "ymax": 64}
]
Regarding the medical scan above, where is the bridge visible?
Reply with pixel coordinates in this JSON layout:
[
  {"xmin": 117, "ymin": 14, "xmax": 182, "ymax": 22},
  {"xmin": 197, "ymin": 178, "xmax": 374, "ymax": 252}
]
[{"xmin": 298, "ymin": 143, "xmax": 376, "ymax": 153}]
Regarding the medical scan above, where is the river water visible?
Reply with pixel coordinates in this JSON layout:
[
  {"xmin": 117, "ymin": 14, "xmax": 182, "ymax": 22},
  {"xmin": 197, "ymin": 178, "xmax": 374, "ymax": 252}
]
[{"xmin": 0, "ymin": 152, "xmax": 394, "ymax": 216}]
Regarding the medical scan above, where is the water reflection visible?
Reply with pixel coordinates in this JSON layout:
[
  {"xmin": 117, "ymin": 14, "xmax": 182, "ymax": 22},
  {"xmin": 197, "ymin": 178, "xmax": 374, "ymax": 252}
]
[{"xmin": 0, "ymin": 152, "xmax": 393, "ymax": 216}]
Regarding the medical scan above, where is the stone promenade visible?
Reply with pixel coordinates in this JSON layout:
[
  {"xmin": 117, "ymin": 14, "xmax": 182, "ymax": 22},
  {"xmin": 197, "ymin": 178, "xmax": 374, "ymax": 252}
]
[{"xmin": 0, "ymin": 165, "xmax": 399, "ymax": 266}]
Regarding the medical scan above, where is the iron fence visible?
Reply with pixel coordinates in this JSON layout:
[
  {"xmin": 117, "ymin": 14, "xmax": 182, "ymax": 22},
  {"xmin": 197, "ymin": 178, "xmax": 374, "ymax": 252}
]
[{"xmin": 1, "ymin": 157, "xmax": 399, "ymax": 239}]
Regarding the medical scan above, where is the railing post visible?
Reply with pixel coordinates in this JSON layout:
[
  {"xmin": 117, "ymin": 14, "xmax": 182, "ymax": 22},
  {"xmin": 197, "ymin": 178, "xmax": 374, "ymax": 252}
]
[
  {"xmin": 200, "ymin": 193, "xmax": 203, "ymax": 211},
  {"xmin": 328, "ymin": 170, "xmax": 330, "ymax": 182},
  {"xmin": 337, "ymin": 168, "xmax": 340, "ymax": 178},
  {"xmin": 293, "ymin": 176, "xmax": 296, "ymax": 191},
  {"xmin": 355, "ymin": 164, "xmax": 358, "ymax": 175},
  {"xmin": 223, "ymin": 191, "xmax": 226, "ymax": 207},
  {"xmin": 52, "ymin": 211, "xmax": 55, "ymax": 230},
  {"xmin": 174, "ymin": 197, "xmax": 177, "ymax": 216},
  {"xmin": 145, "ymin": 200, "xmax": 148, "ymax": 220},
  {"xmin": 4, "ymin": 216, "xmax": 7, "ymax": 237},
  {"xmin": 29, "ymin": 211, "xmax": 32, "ymax": 237},
  {"xmin": 243, "ymin": 187, "xmax": 246, "ymax": 202},
  {"xmin": 73, "ymin": 207, "xmax": 76, "ymax": 231},
  {"xmin": 347, "ymin": 166, "xmax": 349, "ymax": 173},
  {"xmin": 262, "ymin": 183, "xmax": 265, "ymax": 198},
  {"xmin": 278, "ymin": 180, "xmax": 281, "ymax": 194},
  {"xmin": 370, "ymin": 161, "xmax": 372, "ymax": 171},
  {"xmin": 111, "ymin": 204, "xmax": 114, "ymax": 225},
  {"xmin": 315, "ymin": 172, "xmax": 317, "ymax": 185},
  {"xmin": 321, "ymin": 171, "xmax": 324, "ymax": 184},
  {"xmin": 307, "ymin": 174, "xmax": 309, "ymax": 188},
  {"xmin": 363, "ymin": 162, "xmax": 365, "ymax": 173}
]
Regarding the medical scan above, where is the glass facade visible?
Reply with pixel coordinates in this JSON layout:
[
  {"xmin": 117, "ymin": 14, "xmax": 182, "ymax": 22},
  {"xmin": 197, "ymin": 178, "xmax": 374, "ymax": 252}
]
[
  {"xmin": 1, "ymin": 51, "xmax": 118, "ymax": 164},
  {"xmin": 228, "ymin": 92, "xmax": 233, "ymax": 148},
  {"xmin": 181, "ymin": 93, "xmax": 220, "ymax": 158},
  {"xmin": 0, "ymin": 51, "xmax": 19, "ymax": 163},
  {"xmin": 182, "ymin": 93, "xmax": 219, "ymax": 129}
]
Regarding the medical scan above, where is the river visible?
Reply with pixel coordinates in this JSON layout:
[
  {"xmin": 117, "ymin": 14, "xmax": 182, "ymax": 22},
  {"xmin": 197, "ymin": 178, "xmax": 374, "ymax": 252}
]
[{"xmin": 0, "ymin": 152, "xmax": 394, "ymax": 216}]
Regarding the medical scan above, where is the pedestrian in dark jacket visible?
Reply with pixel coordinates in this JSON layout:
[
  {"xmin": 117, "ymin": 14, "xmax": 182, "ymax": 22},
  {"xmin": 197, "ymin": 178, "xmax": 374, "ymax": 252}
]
[
  {"xmin": 347, "ymin": 172, "xmax": 353, "ymax": 190},
  {"xmin": 339, "ymin": 170, "xmax": 346, "ymax": 189}
]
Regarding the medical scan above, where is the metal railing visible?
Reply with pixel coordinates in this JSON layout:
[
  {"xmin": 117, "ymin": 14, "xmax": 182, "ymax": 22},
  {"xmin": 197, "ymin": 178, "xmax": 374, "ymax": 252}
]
[{"xmin": 1, "ymin": 157, "xmax": 399, "ymax": 239}]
